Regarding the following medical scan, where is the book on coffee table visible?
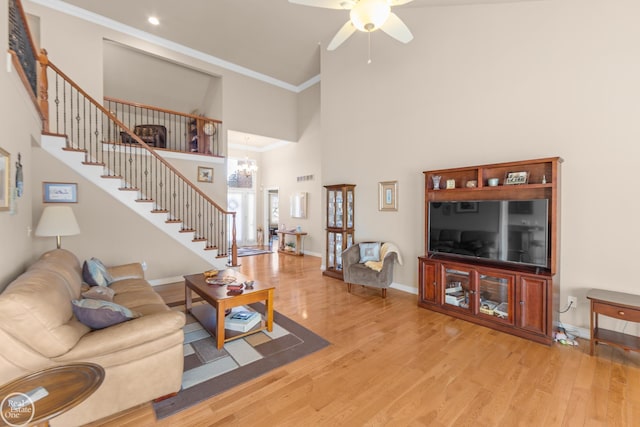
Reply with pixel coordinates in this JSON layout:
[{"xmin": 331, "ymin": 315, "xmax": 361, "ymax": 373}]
[{"xmin": 225, "ymin": 311, "xmax": 261, "ymax": 332}]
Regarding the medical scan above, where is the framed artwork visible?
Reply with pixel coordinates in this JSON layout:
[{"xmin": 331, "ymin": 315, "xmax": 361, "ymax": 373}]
[
  {"xmin": 455, "ymin": 201, "xmax": 478, "ymax": 213},
  {"xmin": 43, "ymin": 182, "xmax": 78, "ymax": 203},
  {"xmin": 378, "ymin": 181, "xmax": 398, "ymax": 211},
  {"xmin": 290, "ymin": 192, "xmax": 307, "ymax": 219},
  {"xmin": 198, "ymin": 166, "xmax": 213, "ymax": 183},
  {"xmin": 504, "ymin": 171, "xmax": 529, "ymax": 185},
  {"xmin": 0, "ymin": 147, "xmax": 9, "ymax": 211}
]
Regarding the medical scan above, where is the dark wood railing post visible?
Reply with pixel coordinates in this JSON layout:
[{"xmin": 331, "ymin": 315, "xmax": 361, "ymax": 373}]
[
  {"xmin": 230, "ymin": 213, "xmax": 238, "ymax": 266},
  {"xmin": 38, "ymin": 48, "xmax": 50, "ymax": 132}
]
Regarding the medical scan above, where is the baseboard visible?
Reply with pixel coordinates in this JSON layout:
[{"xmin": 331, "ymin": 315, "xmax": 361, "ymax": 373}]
[
  {"xmin": 558, "ymin": 323, "xmax": 590, "ymax": 339},
  {"xmin": 390, "ymin": 282, "xmax": 418, "ymax": 295},
  {"xmin": 149, "ymin": 276, "xmax": 184, "ymax": 286}
]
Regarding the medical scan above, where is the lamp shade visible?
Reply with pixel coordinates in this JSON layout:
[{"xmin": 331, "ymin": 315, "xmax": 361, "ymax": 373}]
[{"xmin": 35, "ymin": 206, "xmax": 80, "ymax": 248}]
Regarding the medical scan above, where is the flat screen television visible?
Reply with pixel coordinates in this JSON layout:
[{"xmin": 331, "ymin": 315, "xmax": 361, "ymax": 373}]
[{"xmin": 428, "ymin": 199, "xmax": 549, "ymax": 269}]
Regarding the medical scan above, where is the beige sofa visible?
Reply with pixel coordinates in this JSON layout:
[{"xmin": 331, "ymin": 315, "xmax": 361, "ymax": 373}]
[{"xmin": 0, "ymin": 249, "xmax": 185, "ymax": 426}]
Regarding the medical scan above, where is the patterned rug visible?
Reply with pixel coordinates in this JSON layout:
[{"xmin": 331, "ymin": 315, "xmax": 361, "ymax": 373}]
[
  {"xmin": 153, "ymin": 301, "xmax": 329, "ymax": 419},
  {"xmin": 237, "ymin": 247, "xmax": 272, "ymax": 257}
]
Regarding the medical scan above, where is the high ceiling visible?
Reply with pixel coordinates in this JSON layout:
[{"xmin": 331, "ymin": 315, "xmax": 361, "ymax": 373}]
[{"xmin": 54, "ymin": 0, "xmax": 539, "ymax": 89}]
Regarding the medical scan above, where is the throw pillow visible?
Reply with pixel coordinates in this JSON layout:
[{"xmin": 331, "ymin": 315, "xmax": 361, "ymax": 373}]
[
  {"xmin": 82, "ymin": 258, "xmax": 113, "ymax": 287},
  {"xmin": 82, "ymin": 286, "xmax": 115, "ymax": 302},
  {"xmin": 71, "ymin": 299, "xmax": 140, "ymax": 330},
  {"xmin": 359, "ymin": 242, "xmax": 381, "ymax": 263}
]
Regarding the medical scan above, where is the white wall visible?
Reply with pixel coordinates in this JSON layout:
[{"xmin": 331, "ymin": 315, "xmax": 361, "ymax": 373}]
[
  {"xmin": 0, "ymin": 1, "xmax": 42, "ymax": 290},
  {"xmin": 260, "ymin": 83, "xmax": 323, "ymax": 256},
  {"xmin": 321, "ymin": 0, "xmax": 640, "ymax": 331}
]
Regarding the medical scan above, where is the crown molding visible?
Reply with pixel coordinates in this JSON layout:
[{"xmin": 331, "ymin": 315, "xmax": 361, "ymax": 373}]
[{"xmin": 28, "ymin": 0, "xmax": 320, "ymax": 93}]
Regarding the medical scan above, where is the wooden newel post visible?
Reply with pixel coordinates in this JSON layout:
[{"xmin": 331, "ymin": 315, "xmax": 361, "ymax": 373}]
[
  {"xmin": 230, "ymin": 213, "xmax": 238, "ymax": 266},
  {"xmin": 38, "ymin": 48, "xmax": 50, "ymax": 132}
]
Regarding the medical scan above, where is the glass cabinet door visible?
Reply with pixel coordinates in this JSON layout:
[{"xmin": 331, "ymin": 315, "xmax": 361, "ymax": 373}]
[
  {"xmin": 335, "ymin": 190, "xmax": 344, "ymax": 228},
  {"xmin": 335, "ymin": 233, "xmax": 343, "ymax": 270},
  {"xmin": 478, "ymin": 271, "xmax": 514, "ymax": 324},
  {"xmin": 443, "ymin": 267, "xmax": 473, "ymax": 312},
  {"xmin": 346, "ymin": 232, "xmax": 353, "ymax": 249},
  {"xmin": 327, "ymin": 232, "xmax": 335, "ymax": 269},
  {"xmin": 328, "ymin": 191, "xmax": 335, "ymax": 228},
  {"xmin": 346, "ymin": 190, "xmax": 354, "ymax": 228}
]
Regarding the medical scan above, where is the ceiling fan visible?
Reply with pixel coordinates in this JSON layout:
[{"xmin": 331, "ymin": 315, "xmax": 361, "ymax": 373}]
[{"xmin": 289, "ymin": 0, "xmax": 414, "ymax": 51}]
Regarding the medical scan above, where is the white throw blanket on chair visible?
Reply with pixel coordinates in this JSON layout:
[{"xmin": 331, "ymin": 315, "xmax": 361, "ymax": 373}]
[{"xmin": 365, "ymin": 242, "xmax": 403, "ymax": 272}]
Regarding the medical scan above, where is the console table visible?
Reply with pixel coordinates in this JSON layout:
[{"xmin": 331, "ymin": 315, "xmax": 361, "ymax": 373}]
[
  {"xmin": 277, "ymin": 230, "xmax": 307, "ymax": 256},
  {"xmin": 587, "ymin": 289, "xmax": 640, "ymax": 356}
]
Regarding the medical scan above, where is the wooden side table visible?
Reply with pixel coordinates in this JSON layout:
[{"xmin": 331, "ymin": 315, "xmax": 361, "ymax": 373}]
[
  {"xmin": 587, "ymin": 289, "xmax": 640, "ymax": 356},
  {"xmin": 0, "ymin": 363, "xmax": 104, "ymax": 426},
  {"xmin": 277, "ymin": 230, "xmax": 307, "ymax": 256}
]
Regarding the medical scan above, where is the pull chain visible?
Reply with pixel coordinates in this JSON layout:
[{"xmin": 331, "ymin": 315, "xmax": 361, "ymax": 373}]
[{"xmin": 367, "ymin": 32, "xmax": 372, "ymax": 64}]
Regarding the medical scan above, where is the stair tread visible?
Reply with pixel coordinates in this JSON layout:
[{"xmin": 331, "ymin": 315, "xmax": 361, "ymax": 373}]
[
  {"xmin": 151, "ymin": 209, "xmax": 169, "ymax": 213},
  {"xmin": 118, "ymin": 187, "xmax": 139, "ymax": 191},
  {"xmin": 101, "ymin": 175, "xmax": 123, "ymax": 179},
  {"xmin": 135, "ymin": 199, "xmax": 154, "ymax": 203},
  {"xmin": 83, "ymin": 161, "xmax": 105, "ymax": 166}
]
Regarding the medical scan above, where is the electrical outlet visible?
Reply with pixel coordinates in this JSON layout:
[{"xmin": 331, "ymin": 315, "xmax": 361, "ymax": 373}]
[
  {"xmin": 141, "ymin": 261, "xmax": 147, "ymax": 271},
  {"xmin": 568, "ymin": 296, "xmax": 578, "ymax": 309}
]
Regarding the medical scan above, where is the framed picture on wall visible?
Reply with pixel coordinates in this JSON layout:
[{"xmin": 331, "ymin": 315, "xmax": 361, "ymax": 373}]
[
  {"xmin": 198, "ymin": 166, "xmax": 213, "ymax": 183},
  {"xmin": 0, "ymin": 147, "xmax": 9, "ymax": 211},
  {"xmin": 290, "ymin": 192, "xmax": 307, "ymax": 219},
  {"xmin": 43, "ymin": 182, "xmax": 78, "ymax": 203},
  {"xmin": 378, "ymin": 181, "xmax": 398, "ymax": 211}
]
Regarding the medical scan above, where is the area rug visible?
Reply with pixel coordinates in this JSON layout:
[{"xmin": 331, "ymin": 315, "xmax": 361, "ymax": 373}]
[
  {"xmin": 237, "ymin": 247, "xmax": 272, "ymax": 257},
  {"xmin": 153, "ymin": 301, "xmax": 329, "ymax": 419}
]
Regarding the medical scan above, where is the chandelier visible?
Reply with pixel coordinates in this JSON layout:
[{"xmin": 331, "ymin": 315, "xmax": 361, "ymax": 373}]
[
  {"xmin": 237, "ymin": 158, "xmax": 258, "ymax": 175},
  {"xmin": 237, "ymin": 136, "xmax": 258, "ymax": 175}
]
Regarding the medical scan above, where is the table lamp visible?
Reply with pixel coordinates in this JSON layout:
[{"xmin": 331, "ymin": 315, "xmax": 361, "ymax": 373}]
[{"xmin": 35, "ymin": 206, "xmax": 80, "ymax": 249}]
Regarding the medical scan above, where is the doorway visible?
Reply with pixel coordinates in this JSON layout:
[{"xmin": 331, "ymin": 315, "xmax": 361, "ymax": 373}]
[
  {"xmin": 227, "ymin": 159, "xmax": 256, "ymax": 246},
  {"xmin": 264, "ymin": 188, "xmax": 279, "ymax": 249}
]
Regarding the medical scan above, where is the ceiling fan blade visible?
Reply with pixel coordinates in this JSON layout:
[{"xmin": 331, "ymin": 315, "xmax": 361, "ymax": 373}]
[
  {"xmin": 380, "ymin": 12, "xmax": 413, "ymax": 44},
  {"xmin": 288, "ymin": 0, "xmax": 355, "ymax": 10},
  {"xmin": 389, "ymin": 0, "xmax": 415, "ymax": 5},
  {"xmin": 327, "ymin": 21, "xmax": 356, "ymax": 51}
]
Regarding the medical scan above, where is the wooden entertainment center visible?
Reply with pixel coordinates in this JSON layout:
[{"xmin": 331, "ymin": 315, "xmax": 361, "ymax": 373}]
[{"xmin": 419, "ymin": 157, "xmax": 562, "ymax": 345}]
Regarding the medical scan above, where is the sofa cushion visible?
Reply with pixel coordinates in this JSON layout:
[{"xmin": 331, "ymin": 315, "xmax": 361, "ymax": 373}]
[
  {"xmin": 72, "ymin": 299, "xmax": 141, "ymax": 330},
  {"xmin": 0, "ymin": 269, "xmax": 89, "ymax": 357},
  {"xmin": 82, "ymin": 258, "xmax": 113, "ymax": 287},
  {"xmin": 359, "ymin": 242, "xmax": 381, "ymax": 263},
  {"xmin": 82, "ymin": 286, "xmax": 115, "ymax": 302},
  {"xmin": 27, "ymin": 249, "xmax": 83, "ymax": 300}
]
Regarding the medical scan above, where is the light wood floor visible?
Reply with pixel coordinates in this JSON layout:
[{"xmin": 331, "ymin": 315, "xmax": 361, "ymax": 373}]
[{"xmin": 91, "ymin": 252, "xmax": 640, "ymax": 426}]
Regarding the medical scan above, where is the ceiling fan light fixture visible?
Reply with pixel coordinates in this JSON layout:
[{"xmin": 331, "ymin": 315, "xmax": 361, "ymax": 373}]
[{"xmin": 349, "ymin": 0, "xmax": 390, "ymax": 32}]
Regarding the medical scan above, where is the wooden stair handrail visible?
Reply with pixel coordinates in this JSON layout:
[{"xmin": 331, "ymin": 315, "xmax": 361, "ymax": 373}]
[
  {"xmin": 7, "ymin": 50, "xmax": 45, "ymax": 124},
  {"xmin": 104, "ymin": 96, "xmax": 222, "ymax": 125}
]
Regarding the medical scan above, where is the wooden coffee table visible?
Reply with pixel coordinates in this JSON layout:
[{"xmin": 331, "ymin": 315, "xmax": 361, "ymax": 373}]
[
  {"xmin": 184, "ymin": 271, "xmax": 275, "ymax": 349},
  {"xmin": 0, "ymin": 363, "xmax": 104, "ymax": 426}
]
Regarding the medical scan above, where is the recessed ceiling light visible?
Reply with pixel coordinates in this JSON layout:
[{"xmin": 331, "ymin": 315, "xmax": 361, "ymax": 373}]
[{"xmin": 148, "ymin": 16, "xmax": 159, "ymax": 26}]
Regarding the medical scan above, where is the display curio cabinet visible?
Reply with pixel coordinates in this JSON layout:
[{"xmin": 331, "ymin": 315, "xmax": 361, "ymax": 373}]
[{"xmin": 323, "ymin": 184, "xmax": 355, "ymax": 280}]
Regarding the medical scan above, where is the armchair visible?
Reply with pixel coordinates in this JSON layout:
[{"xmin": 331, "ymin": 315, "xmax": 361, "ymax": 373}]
[{"xmin": 342, "ymin": 242, "xmax": 399, "ymax": 298}]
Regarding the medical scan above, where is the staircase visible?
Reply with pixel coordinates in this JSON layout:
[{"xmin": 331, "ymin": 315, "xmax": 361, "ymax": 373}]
[{"xmin": 40, "ymin": 134, "xmax": 229, "ymax": 270}]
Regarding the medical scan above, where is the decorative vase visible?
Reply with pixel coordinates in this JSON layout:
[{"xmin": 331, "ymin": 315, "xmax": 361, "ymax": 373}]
[{"xmin": 432, "ymin": 175, "xmax": 441, "ymax": 190}]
